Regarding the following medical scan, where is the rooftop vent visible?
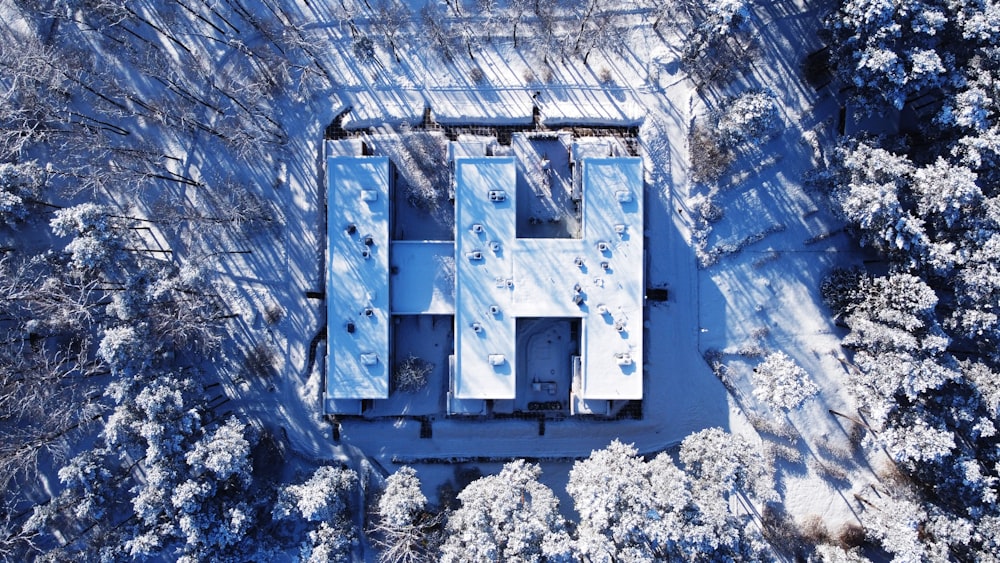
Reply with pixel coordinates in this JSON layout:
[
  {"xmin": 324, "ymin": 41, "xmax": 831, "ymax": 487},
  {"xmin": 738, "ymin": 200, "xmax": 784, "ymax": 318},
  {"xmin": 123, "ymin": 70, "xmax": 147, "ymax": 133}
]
[
  {"xmin": 597, "ymin": 304, "xmax": 608, "ymax": 314},
  {"xmin": 489, "ymin": 305, "xmax": 501, "ymax": 315},
  {"xmin": 574, "ymin": 256, "xmax": 584, "ymax": 268},
  {"xmin": 488, "ymin": 354, "xmax": 506, "ymax": 366},
  {"xmin": 615, "ymin": 352, "xmax": 633, "ymax": 366},
  {"xmin": 615, "ymin": 190, "xmax": 632, "ymax": 203},
  {"xmin": 614, "ymin": 320, "xmax": 626, "ymax": 332},
  {"xmin": 472, "ymin": 223, "xmax": 484, "ymax": 233},
  {"xmin": 363, "ymin": 235, "xmax": 374, "ymax": 246},
  {"xmin": 346, "ymin": 321, "xmax": 355, "ymax": 333},
  {"xmin": 361, "ymin": 352, "xmax": 378, "ymax": 366},
  {"xmin": 488, "ymin": 190, "xmax": 507, "ymax": 202},
  {"xmin": 471, "ymin": 322, "xmax": 483, "ymax": 333},
  {"xmin": 346, "ymin": 223, "xmax": 357, "ymax": 235},
  {"xmin": 614, "ymin": 223, "xmax": 626, "ymax": 235},
  {"xmin": 361, "ymin": 189, "xmax": 378, "ymax": 202},
  {"xmin": 601, "ymin": 261, "xmax": 610, "ymax": 271},
  {"xmin": 490, "ymin": 241, "xmax": 501, "ymax": 252},
  {"xmin": 597, "ymin": 241, "xmax": 611, "ymax": 252},
  {"xmin": 364, "ymin": 308, "xmax": 374, "ymax": 318},
  {"xmin": 467, "ymin": 250, "xmax": 484, "ymax": 261},
  {"xmin": 361, "ymin": 248, "xmax": 370, "ymax": 259}
]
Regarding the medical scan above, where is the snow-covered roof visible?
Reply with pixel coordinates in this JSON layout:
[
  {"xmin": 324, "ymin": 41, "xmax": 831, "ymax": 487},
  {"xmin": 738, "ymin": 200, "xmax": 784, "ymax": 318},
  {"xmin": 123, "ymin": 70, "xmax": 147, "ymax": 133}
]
[
  {"xmin": 389, "ymin": 241, "xmax": 456, "ymax": 315},
  {"xmin": 326, "ymin": 156, "xmax": 391, "ymax": 401},
  {"xmin": 453, "ymin": 158, "xmax": 518, "ymax": 399},
  {"xmin": 576, "ymin": 158, "xmax": 644, "ymax": 400},
  {"xmin": 448, "ymin": 135, "xmax": 495, "ymax": 162},
  {"xmin": 452, "ymin": 155, "xmax": 644, "ymax": 402}
]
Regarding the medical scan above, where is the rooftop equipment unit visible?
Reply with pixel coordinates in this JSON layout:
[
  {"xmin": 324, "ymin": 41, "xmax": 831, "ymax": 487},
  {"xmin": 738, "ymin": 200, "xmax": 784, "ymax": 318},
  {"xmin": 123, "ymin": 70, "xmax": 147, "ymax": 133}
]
[
  {"xmin": 615, "ymin": 190, "xmax": 632, "ymax": 203},
  {"xmin": 488, "ymin": 190, "xmax": 507, "ymax": 202},
  {"xmin": 574, "ymin": 256, "xmax": 585, "ymax": 268},
  {"xmin": 615, "ymin": 352, "xmax": 633, "ymax": 366},
  {"xmin": 597, "ymin": 241, "xmax": 610, "ymax": 252},
  {"xmin": 467, "ymin": 250, "xmax": 484, "ymax": 261},
  {"xmin": 488, "ymin": 354, "xmax": 506, "ymax": 366},
  {"xmin": 361, "ymin": 189, "xmax": 378, "ymax": 202},
  {"xmin": 614, "ymin": 223, "xmax": 626, "ymax": 235},
  {"xmin": 361, "ymin": 353, "xmax": 378, "ymax": 366}
]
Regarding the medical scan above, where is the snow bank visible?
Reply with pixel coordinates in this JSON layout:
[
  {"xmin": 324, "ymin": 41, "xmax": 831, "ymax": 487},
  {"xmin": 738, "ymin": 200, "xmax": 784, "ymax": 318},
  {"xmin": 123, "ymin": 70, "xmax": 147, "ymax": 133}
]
[
  {"xmin": 539, "ymin": 89, "xmax": 645, "ymax": 127},
  {"xmin": 426, "ymin": 88, "xmax": 533, "ymax": 125},
  {"xmin": 336, "ymin": 89, "xmax": 424, "ymax": 130}
]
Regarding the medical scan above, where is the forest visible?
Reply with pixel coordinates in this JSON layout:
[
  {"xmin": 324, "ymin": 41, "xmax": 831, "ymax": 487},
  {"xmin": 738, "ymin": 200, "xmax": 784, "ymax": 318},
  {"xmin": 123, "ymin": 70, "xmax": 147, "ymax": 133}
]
[{"xmin": 0, "ymin": 0, "xmax": 998, "ymax": 561}]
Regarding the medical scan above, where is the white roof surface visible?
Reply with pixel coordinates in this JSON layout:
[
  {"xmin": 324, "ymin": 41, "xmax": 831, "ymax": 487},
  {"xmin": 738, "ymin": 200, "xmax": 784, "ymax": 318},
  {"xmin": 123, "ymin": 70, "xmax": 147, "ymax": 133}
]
[
  {"xmin": 576, "ymin": 158, "xmax": 644, "ymax": 399},
  {"xmin": 454, "ymin": 158, "xmax": 518, "ymax": 399},
  {"xmin": 452, "ymin": 155, "xmax": 644, "ymax": 402},
  {"xmin": 326, "ymin": 156, "xmax": 390, "ymax": 400}
]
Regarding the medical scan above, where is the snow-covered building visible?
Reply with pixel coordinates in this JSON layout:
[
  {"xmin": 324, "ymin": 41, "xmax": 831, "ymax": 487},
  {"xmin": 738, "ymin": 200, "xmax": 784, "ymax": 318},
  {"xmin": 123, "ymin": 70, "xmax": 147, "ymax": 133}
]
[
  {"xmin": 449, "ymin": 154, "xmax": 644, "ymax": 415},
  {"xmin": 324, "ymin": 134, "xmax": 644, "ymax": 417},
  {"xmin": 325, "ymin": 155, "xmax": 392, "ymax": 414}
]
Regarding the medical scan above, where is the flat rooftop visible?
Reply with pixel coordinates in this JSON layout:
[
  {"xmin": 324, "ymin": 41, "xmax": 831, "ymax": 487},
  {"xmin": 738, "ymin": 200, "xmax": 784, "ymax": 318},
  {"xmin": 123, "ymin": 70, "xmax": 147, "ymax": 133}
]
[
  {"xmin": 452, "ymin": 156, "xmax": 643, "ymax": 402},
  {"xmin": 326, "ymin": 156, "xmax": 390, "ymax": 401},
  {"xmin": 454, "ymin": 157, "xmax": 518, "ymax": 399}
]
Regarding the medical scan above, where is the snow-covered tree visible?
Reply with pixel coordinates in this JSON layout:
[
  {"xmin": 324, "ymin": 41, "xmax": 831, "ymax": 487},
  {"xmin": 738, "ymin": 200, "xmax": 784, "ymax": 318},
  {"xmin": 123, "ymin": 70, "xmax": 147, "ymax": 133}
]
[
  {"xmin": 567, "ymin": 440, "xmax": 664, "ymax": 561},
  {"xmin": 276, "ymin": 465, "xmax": 358, "ymax": 523},
  {"xmin": 826, "ymin": 0, "xmax": 952, "ymax": 110},
  {"xmin": 752, "ymin": 351, "xmax": 819, "ymax": 411},
  {"xmin": 374, "ymin": 466, "xmax": 436, "ymax": 563},
  {"xmin": 0, "ymin": 162, "xmax": 43, "ymax": 226},
  {"xmin": 50, "ymin": 203, "xmax": 129, "ymax": 272},
  {"xmin": 717, "ymin": 91, "xmax": 782, "ymax": 146},
  {"xmin": 833, "ymin": 143, "xmax": 928, "ymax": 257},
  {"xmin": 878, "ymin": 416, "xmax": 955, "ymax": 464},
  {"xmin": 568, "ymin": 437, "xmax": 771, "ymax": 561},
  {"xmin": 167, "ymin": 417, "xmax": 257, "ymax": 561},
  {"xmin": 441, "ymin": 460, "xmax": 572, "ymax": 562},
  {"xmin": 911, "ymin": 158, "xmax": 981, "ymax": 232},
  {"xmin": 275, "ymin": 465, "xmax": 359, "ymax": 562}
]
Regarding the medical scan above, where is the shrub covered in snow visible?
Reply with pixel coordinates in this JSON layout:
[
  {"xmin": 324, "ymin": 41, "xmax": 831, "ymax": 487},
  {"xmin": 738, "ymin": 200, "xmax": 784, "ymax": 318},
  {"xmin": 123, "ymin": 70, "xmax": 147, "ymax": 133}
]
[
  {"xmin": 717, "ymin": 91, "xmax": 782, "ymax": 146},
  {"xmin": 752, "ymin": 351, "xmax": 819, "ymax": 411},
  {"xmin": 392, "ymin": 355, "xmax": 433, "ymax": 393}
]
